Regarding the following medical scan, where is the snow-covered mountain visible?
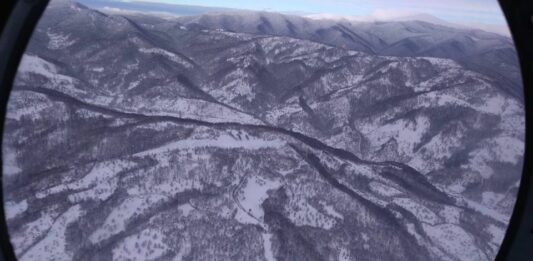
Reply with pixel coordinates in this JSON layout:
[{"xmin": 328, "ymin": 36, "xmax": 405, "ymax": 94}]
[
  {"xmin": 176, "ymin": 11, "xmax": 521, "ymax": 100},
  {"xmin": 306, "ymin": 12, "xmax": 511, "ymax": 37},
  {"xmin": 2, "ymin": 0, "xmax": 524, "ymax": 260}
]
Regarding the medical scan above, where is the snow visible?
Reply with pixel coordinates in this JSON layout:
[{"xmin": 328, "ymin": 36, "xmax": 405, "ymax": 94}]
[
  {"xmin": 237, "ymin": 176, "xmax": 281, "ymax": 221},
  {"xmin": 339, "ymin": 248, "xmax": 351, "ymax": 261},
  {"xmin": 173, "ymin": 240, "xmax": 192, "ymax": 261},
  {"xmin": 4, "ymin": 200, "xmax": 28, "ymax": 220},
  {"xmin": 4, "ymin": 10, "xmax": 523, "ymax": 260},
  {"xmin": 107, "ymin": 95, "xmax": 263, "ymax": 125},
  {"xmin": 486, "ymin": 224, "xmax": 505, "ymax": 246},
  {"xmin": 89, "ymin": 195, "xmax": 167, "ymax": 243},
  {"xmin": 36, "ymin": 160, "xmax": 134, "ymax": 199},
  {"xmin": 462, "ymin": 198, "xmax": 508, "ymax": 224},
  {"xmin": 477, "ymin": 95, "xmax": 507, "ymax": 115},
  {"xmin": 112, "ymin": 228, "xmax": 169, "ymax": 261},
  {"xmin": 18, "ymin": 54, "xmax": 56, "ymax": 75},
  {"xmin": 178, "ymin": 203, "xmax": 194, "ymax": 217},
  {"xmin": 2, "ymin": 148, "xmax": 21, "ymax": 176},
  {"xmin": 464, "ymin": 136, "xmax": 524, "ymax": 179},
  {"xmin": 17, "ymin": 54, "xmax": 75, "ymax": 85},
  {"xmin": 265, "ymin": 101, "xmax": 303, "ymax": 124},
  {"xmin": 9, "ymin": 209, "xmax": 58, "ymax": 256},
  {"xmin": 409, "ymin": 130, "xmax": 464, "ymax": 173},
  {"xmin": 287, "ymin": 197, "xmax": 336, "ymax": 229},
  {"xmin": 489, "ymin": 136, "xmax": 524, "ymax": 164},
  {"xmin": 427, "ymin": 93, "xmax": 474, "ymax": 109},
  {"xmin": 447, "ymin": 183, "xmax": 466, "ymax": 194},
  {"xmin": 369, "ymin": 181, "xmax": 402, "ymax": 197},
  {"xmin": 262, "ymin": 233, "xmax": 276, "ymax": 261},
  {"xmin": 211, "ymin": 68, "xmax": 256, "ymax": 103},
  {"xmin": 47, "ymin": 30, "xmax": 76, "ymax": 50},
  {"xmin": 361, "ymin": 115, "xmax": 430, "ymax": 157},
  {"xmin": 320, "ymin": 71, "xmax": 365, "ymax": 92},
  {"xmin": 405, "ymin": 223, "xmax": 423, "ymax": 242},
  {"xmin": 127, "ymin": 149, "xmax": 227, "ymax": 197},
  {"xmin": 135, "ymin": 133, "xmax": 285, "ymax": 157},
  {"xmin": 354, "ymin": 190, "xmax": 389, "ymax": 209},
  {"xmin": 356, "ymin": 233, "xmax": 371, "ymax": 250},
  {"xmin": 422, "ymin": 223, "xmax": 486, "ymax": 261},
  {"xmin": 127, "ymin": 79, "xmax": 141, "ymax": 90},
  {"xmin": 481, "ymin": 191, "xmax": 505, "ymax": 207},
  {"xmin": 439, "ymin": 206, "xmax": 461, "ymax": 224},
  {"xmin": 5, "ymin": 91, "xmax": 56, "ymax": 121},
  {"xmin": 361, "ymin": 232, "xmax": 369, "ymax": 242},
  {"xmin": 127, "ymin": 174, "xmax": 202, "ymax": 196},
  {"xmin": 343, "ymin": 162, "xmax": 383, "ymax": 180},
  {"xmin": 422, "ymin": 57, "xmax": 461, "ymax": 69},
  {"xmin": 393, "ymin": 198, "xmax": 439, "ymax": 225},
  {"xmin": 67, "ymin": 177, "xmax": 118, "ymax": 203},
  {"xmin": 139, "ymin": 48, "xmax": 192, "ymax": 68},
  {"xmin": 21, "ymin": 205, "xmax": 83, "ymax": 261},
  {"xmin": 234, "ymin": 204, "xmax": 262, "ymax": 226},
  {"xmin": 393, "ymin": 116, "xmax": 430, "ymax": 152},
  {"xmin": 319, "ymin": 201, "xmax": 344, "ymax": 220}
]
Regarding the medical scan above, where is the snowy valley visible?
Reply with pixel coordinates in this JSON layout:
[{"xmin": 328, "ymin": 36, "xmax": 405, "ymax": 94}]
[{"xmin": 2, "ymin": 0, "xmax": 525, "ymax": 260}]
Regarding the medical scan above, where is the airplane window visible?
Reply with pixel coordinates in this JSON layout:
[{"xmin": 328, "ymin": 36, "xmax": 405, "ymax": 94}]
[{"xmin": 2, "ymin": 0, "xmax": 524, "ymax": 260}]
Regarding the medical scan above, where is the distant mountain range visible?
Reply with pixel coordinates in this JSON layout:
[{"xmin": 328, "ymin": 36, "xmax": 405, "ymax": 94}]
[
  {"xmin": 78, "ymin": 0, "xmax": 512, "ymax": 36},
  {"xmin": 78, "ymin": 0, "xmax": 238, "ymax": 16},
  {"xmin": 83, "ymin": 0, "xmax": 521, "ymax": 100},
  {"xmin": 2, "ymin": 0, "xmax": 524, "ymax": 260}
]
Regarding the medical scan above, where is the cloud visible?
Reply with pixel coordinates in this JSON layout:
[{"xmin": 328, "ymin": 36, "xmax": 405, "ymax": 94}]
[
  {"xmin": 99, "ymin": 5, "xmax": 182, "ymax": 18},
  {"xmin": 367, "ymin": 9, "xmax": 419, "ymax": 20},
  {"xmin": 302, "ymin": 0, "xmax": 506, "ymax": 24}
]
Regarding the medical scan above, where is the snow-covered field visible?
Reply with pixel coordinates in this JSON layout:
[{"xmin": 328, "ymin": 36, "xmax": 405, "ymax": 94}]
[{"xmin": 2, "ymin": 0, "xmax": 524, "ymax": 260}]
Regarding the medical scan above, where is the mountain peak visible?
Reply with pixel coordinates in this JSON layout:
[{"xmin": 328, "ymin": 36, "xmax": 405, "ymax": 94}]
[
  {"xmin": 48, "ymin": 0, "xmax": 88, "ymax": 11},
  {"xmin": 306, "ymin": 12, "xmax": 454, "ymax": 26},
  {"xmin": 389, "ymin": 13, "xmax": 450, "ymax": 24}
]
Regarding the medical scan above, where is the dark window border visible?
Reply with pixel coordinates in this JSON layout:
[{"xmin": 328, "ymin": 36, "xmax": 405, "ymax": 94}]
[
  {"xmin": 0, "ymin": 0, "xmax": 531, "ymax": 260},
  {"xmin": 0, "ymin": 1, "xmax": 51, "ymax": 260},
  {"xmin": 495, "ymin": 0, "xmax": 533, "ymax": 260}
]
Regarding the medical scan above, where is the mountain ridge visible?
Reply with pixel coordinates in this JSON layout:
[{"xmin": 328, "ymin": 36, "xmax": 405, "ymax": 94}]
[{"xmin": 2, "ymin": 1, "xmax": 523, "ymax": 260}]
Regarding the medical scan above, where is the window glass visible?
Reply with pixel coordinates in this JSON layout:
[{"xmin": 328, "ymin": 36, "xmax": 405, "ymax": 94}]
[{"xmin": 3, "ymin": 0, "xmax": 524, "ymax": 260}]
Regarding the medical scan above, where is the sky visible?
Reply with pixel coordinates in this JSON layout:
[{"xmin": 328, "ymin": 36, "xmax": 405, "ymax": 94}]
[{"xmin": 114, "ymin": 0, "xmax": 507, "ymax": 25}]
